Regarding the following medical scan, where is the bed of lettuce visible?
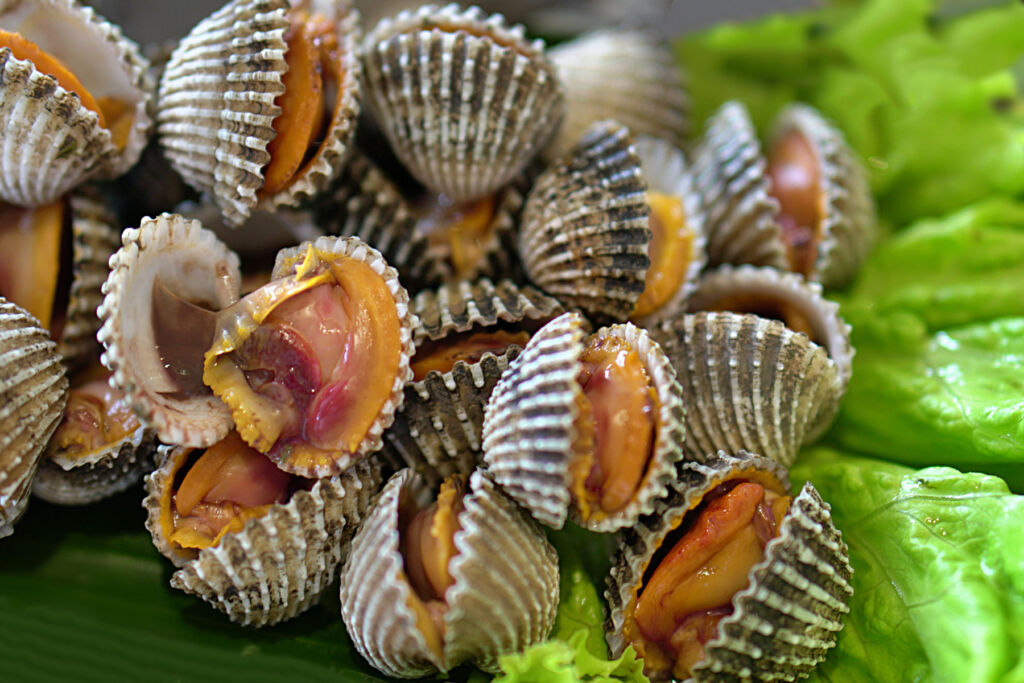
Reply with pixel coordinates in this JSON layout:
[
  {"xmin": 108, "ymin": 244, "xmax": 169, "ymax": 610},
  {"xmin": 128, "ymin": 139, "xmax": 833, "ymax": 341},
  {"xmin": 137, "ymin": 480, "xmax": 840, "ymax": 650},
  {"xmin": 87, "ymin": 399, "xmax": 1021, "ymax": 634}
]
[{"xmin": 1, "ymin": 1, "xmax": 1022, "ymax": 681}]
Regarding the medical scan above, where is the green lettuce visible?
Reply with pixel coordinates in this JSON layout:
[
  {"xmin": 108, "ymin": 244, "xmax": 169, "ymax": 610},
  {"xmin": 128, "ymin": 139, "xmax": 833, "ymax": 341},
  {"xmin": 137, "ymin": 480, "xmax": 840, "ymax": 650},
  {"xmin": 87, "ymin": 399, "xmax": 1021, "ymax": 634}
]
[
  {"xmin": 676, "ymin": 0, "xmax": 1024, "ymax": 227},
  {"xmin": 792, "ymin": 447, "xmax": 1024, "ymax": 683},
  {"xmin": 494, "ymin": 526, "xmax": 647, "ymax": 683},
  {"xmin": 829, "ymin": 200, "xmax": 1024, "ymax": 487}
]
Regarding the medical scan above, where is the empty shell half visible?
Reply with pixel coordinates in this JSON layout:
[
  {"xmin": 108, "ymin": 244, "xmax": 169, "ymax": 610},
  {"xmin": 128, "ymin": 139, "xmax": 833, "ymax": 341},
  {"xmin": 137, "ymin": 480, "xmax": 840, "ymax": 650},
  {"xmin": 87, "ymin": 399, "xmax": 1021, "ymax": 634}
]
[
  {"xmin": 362, "ymin": 4, "xmax": 564, "ymax": 201},
  {"xmin": 483, "ymin": 311, "xmax": 685, "ymax": 531},
  {"xmin": 144, "ymin": 433, "xmax": 383, "ymax": 626},
  {"xmin": 606, "ymin": 450, "xmax": 853, "ymax": 681},
  {"xmin": 340, "ymin": 468, "xmax": 559, "ymax": 677}
]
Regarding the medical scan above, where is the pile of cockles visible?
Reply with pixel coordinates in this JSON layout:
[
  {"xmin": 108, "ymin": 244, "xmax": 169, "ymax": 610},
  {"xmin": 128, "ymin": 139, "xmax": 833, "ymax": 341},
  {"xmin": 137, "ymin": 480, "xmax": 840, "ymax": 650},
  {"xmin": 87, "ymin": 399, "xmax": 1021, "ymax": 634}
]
[{"xmin": 0, "ymin": 1, "xmax": 874, "ymax": 680}]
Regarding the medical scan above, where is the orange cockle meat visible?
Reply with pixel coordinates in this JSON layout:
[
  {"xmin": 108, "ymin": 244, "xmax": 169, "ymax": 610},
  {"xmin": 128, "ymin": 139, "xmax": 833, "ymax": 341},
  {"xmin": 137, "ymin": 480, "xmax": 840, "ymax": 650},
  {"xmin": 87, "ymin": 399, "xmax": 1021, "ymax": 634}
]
[
  {"xmin": 767, "ymin": 129, "xmax": 823, "ymax": 277},
  {"xmin": 48, "ymin": 369, "xmax": 139, "ymax": 456},
  {"xmin": 0, "ymin": 200, "xmax": 63, "ymax": 330},
  {"xmin": 410, "ymin": 329, "xmax": 530, "ymax": 381}
]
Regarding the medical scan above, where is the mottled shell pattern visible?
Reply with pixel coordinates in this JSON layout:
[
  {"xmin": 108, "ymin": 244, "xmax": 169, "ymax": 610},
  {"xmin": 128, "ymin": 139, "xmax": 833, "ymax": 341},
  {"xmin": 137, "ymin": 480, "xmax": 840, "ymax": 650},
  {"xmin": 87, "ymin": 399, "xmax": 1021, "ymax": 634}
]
[
  {"xmin": 518, "ymin": 119, "xmax": 650, "ymax": 322},
  {"xmin": 382, "ymin": 278, "xmax": 563, "ymax": 485},
  {"xmin": 98, "ymin": 213, "xmax": 241, "ymax": 448},
  {"xmin": 0, "ymin": 298, "xmax": 68, "ymax": 537},
  {"xmin": 656, "ymin": 311, "xmax": 843, "ymax": 468},
  {"xmin": 482, "ymin": 311, "xmax": 685, "ymax": 532},
  {"xmin": 606, "ymin": 451, "xmax": 853, "ymax": 682},
  {"xmin": 158, "ymin": 0, "xmax": 362, "ymax": 226},
  {"xmin": 546, "ymin": 29, "xmax": 689, "ymax": 161},
  {"xmin": 362, "ymin": 3, "xmax": 564, "ymax": 201},
  {"xmin": 144, "ymin": 444, "xmax": 384, "ymax": 626},
  {"xmin": 340, "ymin": 468, "xmax": 559, "ymax": 677},
  {"xmin": 0, "ymin": 0, "xmax": 152, "ymax": 206}
]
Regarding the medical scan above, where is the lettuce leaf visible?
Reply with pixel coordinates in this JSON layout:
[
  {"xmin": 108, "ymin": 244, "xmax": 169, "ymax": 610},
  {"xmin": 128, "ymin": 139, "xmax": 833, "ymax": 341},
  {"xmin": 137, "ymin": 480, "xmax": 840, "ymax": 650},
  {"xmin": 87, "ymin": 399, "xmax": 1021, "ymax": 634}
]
[
  {"xmin": 494, "ymin": 526, "xmax": 647, "ymax": 683},
  {"xmin": 829, "ymin": 200, "xmax": 1024, "ymax": 487},
  {"xmin": 792, "ymin": 448, "xmax": 1024, "ymax": 682}
]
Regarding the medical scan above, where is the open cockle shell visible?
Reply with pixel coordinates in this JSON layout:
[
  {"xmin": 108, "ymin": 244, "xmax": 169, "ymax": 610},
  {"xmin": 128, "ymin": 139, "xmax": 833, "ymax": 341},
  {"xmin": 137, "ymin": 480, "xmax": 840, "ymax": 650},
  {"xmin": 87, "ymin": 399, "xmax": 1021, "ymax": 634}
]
[
  {"xmin": 201, "ymin": 235, "xmax": 415, "ymax": 478},
  {"xmin": 606, "ymin": 451, "xmax": 853, "ymax": 682},
  {"xmin": 519, "ymin": 119, "xmax": 650, "ymax": 322},
  {"xmin": 656, "ymin": 312, "xmax": 843, "ymax": 468},
  {"xmin": 0, "ymin": 298, "xmax": 68, "ymax": 537},
  {"xmin": 143, "ymin": 443, "xmax": 383, "ymax": 626},
  {"xmin": 340, "ymin": 468, "xmax": 559, "ymax": 677},
  {"xmin": 546, "ymin": 29, "xmax": 689, "ymax": 161},
  {"xmin": 482, "ymin": 311, "xmax": 685, "ymax": 531},
  {"xmin": 362, "ymin": 3, "xmax": 564, "ymax": 202},
  {"xmin": 382, "ymin": 278, "xmax": 564, "ymax": 486},
  {"xmin": 158, "ymin": 0, "xmax": 362, "ymax": 227},
  {"xmin": 97, "ymin": 213, "xmax": 241, "ymax": 449},
  {"xmin": 0, "ymin": 0, "xmax": 153, "ymax": 206},
  {"xmin": 691, "ymin": 100, "xmax": 788, "ymax": 271}
]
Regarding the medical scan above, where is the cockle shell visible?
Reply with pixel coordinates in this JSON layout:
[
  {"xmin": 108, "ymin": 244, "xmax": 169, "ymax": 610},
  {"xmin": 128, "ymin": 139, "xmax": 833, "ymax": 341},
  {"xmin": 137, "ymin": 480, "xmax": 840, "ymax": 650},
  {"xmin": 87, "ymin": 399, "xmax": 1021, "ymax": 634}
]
[
  {"xmin": 0, "ymin": 298, "xmax": 68, "ymax": 537},
  {"xmin": 362, "ymin": 4, "xmax": 564, "ymax": 201},
  {"xmin": 482, "ymin": 311, "xmax": 685, "ymax": 531},
  {"xmin": 157, "ymin": 0, "xmax": 362, "ymax": 226},
  {"xmin": 97, "ymin": 213, "xmax": 241, "ymax": 448},
  {"xmin": 518, "ymin": 119, "xmax": 650, "ymax": 322},
  {"xmin": 382, "ymin": 278, "xmax": 563, "ymax": 485},
  {"xmin": 546, "ymin": 29, "xmax": 689, "ymax": 161},
  {"xmin": 656, "ymin": 312, "xmax": 843, "ymax": 468},
  {"xmin": 340, "ymin": 468, "xmax": 559, "ymax": 677},
  {"xmin": 144, "ymin": 444, "xmax": 383, "ymax": 626},
  {"xmin": 0, "ymin": 0, "xmax": 153, "ymax": 206},
  {"xmin": 606, "ymin": 451, "xmax": 853, "ymax": 682}
]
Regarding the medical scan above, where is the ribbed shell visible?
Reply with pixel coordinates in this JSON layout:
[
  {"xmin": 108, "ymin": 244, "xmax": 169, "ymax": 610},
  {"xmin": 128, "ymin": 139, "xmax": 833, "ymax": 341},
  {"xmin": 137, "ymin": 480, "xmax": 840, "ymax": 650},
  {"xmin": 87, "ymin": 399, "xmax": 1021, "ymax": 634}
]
[
  {"xmin": 383, "ymin": 279, "xmax": 564, "ymax": 485},
  {"xmin": 771, "ymin": 104, "xmax": 876, "ymax": 288},
  {"xmin": 144, "ymin": 445, "xmax": 383, "ymax": 626},
  {"xmin": 340, "ymin": 468, "xmax": 559, "ymax": 677},
  {"xmin": 33, "ymin": 426, "xmax": 157, "ymax": 505},
  {"xmin": 362, "ymin": 4, "xmax": 564, "ymax": 201},
  {"xmin": 657, "ymin": 312, "xmax": 843, "ymax": 468},
  {"xmin": 691, "ymin": 101, "xmax": 787, "ymax": 270},
  {"xmin": 546, "ymin": 29, "xmax": 689, "ymax": 161},
  {"xmin": 606, "ymin": 451, "xmax": 853, "ymax": 682},
  {"xmin": 630, "ymin": 135, "xmax": 707, "ymax": 327},
  {"xmin": 59, "ymin": 190, "xmax": 121, "ymax": 370},
  {"xmin": 482, "ymin": 312, "xmax": 685, "ymax": 532},
  {"xmin": 97, "ymin": 213, "xmax": 241, "ymax": 448},
  {"xmin": 0, "ymin": 299, "xmax": 68, "ymax": 537},
  {"xmin": 0, "ymin": 0, "xmax": 153, "ymax": 206},
  {"xmin": 518, "ymin": 120, "xmax": 650, "ymax": 322}
]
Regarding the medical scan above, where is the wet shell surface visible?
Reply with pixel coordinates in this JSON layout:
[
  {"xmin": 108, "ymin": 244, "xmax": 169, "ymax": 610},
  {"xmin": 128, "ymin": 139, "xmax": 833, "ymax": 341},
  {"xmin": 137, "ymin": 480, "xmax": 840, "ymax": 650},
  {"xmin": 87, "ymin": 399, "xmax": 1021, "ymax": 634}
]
[
  {"xmin": 606, "ymin": 451, "xmax": 853, "ymax": 681},
  {"xmin": 383, "ymin": 278, "xmax": 564, "ymax": 485},
  {"xmin": 97, "ymin": 213, "xmax": 241, "ymax": 448},
  {"xmin": 771, "ymin": 104, "xmax": 876, "ymax": 288},
  {"xmin": 482, "ymin": 311, "xmax": 685, "ymax": 531},
  {"xmin": 656, "ymin": 311, "xmax": 843, "ymax": 468},
  {"xmin": 144, "ymin": 445, "xmax": 383, "ymax": 626},
  {"xmin": 362, "ymin": 4, "xmax": 564, "ymax": 201},
  {"xmin": 518, "ymin": 119, "xmax": 650, "ymax": 322},
  {"xmin": 691, "ymin": 100, "xmax": 787, "ymax": 271},
  {"xmin": 0, "ymin": 299, "xmax": 68, "ymax": 537},
  {"xmin": 0, "ymin": 0, "xmax": 153, "ymax": 206},
  {"xmin": 158, "ymin": 0, "xmax": 362, "ymax": 226},
  {"xmin": 340, "ymin": 468, "xmax": 559, "ymax": 677},
  {"xmin": 546, "ymin": 29, "xmax": 689, "ymax": 161},
  {"xmin": 630, "ymin": 135, "xmax": 707, "ymax": 327}
]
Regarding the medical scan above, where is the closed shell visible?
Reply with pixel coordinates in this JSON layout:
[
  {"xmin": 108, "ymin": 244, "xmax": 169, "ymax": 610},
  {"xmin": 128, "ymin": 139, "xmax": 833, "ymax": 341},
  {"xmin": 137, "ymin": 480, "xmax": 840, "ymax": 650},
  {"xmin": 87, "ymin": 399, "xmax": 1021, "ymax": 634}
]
[
  {"xmin": 383, "ymin": 278, "xmax": 563, "ymax": 485},
  {"xmin": 362, "ymin": 4, "xmax": 564, "ymax": 201},
  {"xmin": 0, "ymin": 0, "xmax": 153, "ymax": 206},
  {"xmin": 482, "ymin": 312, "xmax": 685, "ymax": 531},
  {"xmin": 144, "ymin": 445, "xmax": 383, "ymax": 626},
  {"xmin": 519, "ymin": 119, "xmax": 650, "ymax": 322},
  {"xmin": 0, "ymin": 299, "xmax": 68, "ymax": 537},
  {"xmin": 657, "ymin": 312, "xmax": 843, "ymax": 468},
  {"xmin": 546, "ymin": 29, "xmax": 689, "ymax": 161},
  {"xmin": 606, "ymin": 451, "xmax": 853, "ymax": 682},
  {"xmin": 340, "ymin": 468, "xmax": 559, "ymax": 677}
]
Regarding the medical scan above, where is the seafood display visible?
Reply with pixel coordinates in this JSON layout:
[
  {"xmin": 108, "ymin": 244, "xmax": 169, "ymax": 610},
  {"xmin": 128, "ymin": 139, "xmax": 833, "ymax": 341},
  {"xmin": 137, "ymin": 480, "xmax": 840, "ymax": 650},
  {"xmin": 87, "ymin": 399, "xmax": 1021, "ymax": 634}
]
[{"xmin": 0, "ymin": 1, "xmax": 909, "ymax": 680}]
